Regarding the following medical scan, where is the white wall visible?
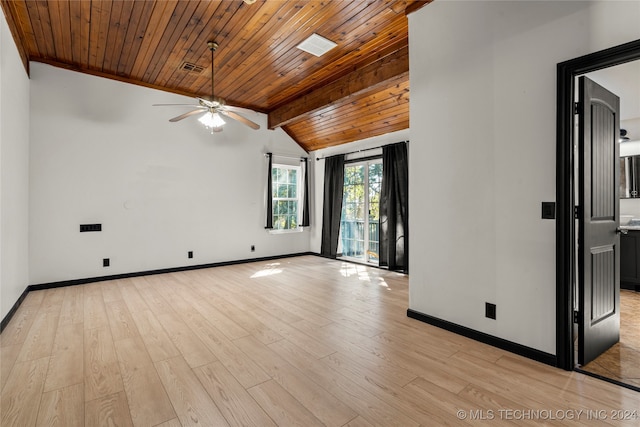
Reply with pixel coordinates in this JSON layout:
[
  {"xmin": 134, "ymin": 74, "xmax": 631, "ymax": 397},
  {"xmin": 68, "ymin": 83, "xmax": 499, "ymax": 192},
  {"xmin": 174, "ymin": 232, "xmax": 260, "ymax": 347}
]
[
  {"xmin": 0, "ymin": 12, "xmax": 30, "ymax": 319},
  {"xmin": 408, "ymin": 1, "xmax": 640, "ymax": 354},
  {"xmin": 309, "ymin": 129, "xmax": 409, "ymax": 253},
  {"xmin": 29, "ymin": 63, "xmax": 309, "ymax": 284}
]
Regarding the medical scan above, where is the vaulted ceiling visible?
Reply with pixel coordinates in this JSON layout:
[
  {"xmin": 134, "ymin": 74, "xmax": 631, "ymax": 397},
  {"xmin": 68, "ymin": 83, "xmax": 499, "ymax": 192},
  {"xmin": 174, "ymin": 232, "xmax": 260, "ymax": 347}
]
[{"xmin": 1, "ymin": 0, "xmax": 430, "ymax": 151}]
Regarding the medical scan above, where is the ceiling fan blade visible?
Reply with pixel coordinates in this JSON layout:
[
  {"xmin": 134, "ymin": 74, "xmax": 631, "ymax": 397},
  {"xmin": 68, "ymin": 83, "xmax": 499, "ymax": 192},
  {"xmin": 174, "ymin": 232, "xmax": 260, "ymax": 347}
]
[
  {"xmin": 220, "ymin": 110, "xmax": 260, "ymax": 130},
  {"xmin": 223, "ymin": 105, "xmax": 259, "ymax": 115},
  {"xmin": 169, "ymin": 109, "xmax": 206, "ymax": 122}
]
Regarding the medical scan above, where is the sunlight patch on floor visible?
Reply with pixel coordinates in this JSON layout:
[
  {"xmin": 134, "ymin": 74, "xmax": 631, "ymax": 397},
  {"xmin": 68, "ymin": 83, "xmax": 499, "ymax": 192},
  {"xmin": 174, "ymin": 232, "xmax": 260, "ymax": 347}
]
[
  {"xmin": 338, "ymin": 263, "xmax": 393, "ymax": 290},
  {"xmin": 250, "ymin": 263, "xmax": 283, "ymax": 278},
  {"xmin": 378, "ymin": 277, "xmax": 389, "ymax": 288},
  {"xmin": 339, "ymin": 263, "xmax": 370, "ymax": 280}
]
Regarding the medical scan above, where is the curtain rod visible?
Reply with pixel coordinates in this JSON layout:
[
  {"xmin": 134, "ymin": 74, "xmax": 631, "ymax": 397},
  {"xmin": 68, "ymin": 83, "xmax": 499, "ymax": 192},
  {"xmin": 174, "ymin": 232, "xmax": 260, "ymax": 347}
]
[
  {"xmin": 315, "ymin": 140, "xmax": 408, "ymax": 161},
  {"xmin": 264, "ymin": 153, "xmax": 308, "ymax": 161}
]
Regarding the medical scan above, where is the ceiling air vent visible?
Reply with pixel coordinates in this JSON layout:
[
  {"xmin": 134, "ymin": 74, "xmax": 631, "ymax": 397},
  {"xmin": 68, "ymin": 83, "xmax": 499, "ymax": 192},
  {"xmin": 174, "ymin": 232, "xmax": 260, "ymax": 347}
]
[
  {"xmin": 180, "ymin": 62, "xmax": 204, "ymax": 73},
  {"xmin": 296, "ymin": 33, "xmax": 337, "ymax": 57}
]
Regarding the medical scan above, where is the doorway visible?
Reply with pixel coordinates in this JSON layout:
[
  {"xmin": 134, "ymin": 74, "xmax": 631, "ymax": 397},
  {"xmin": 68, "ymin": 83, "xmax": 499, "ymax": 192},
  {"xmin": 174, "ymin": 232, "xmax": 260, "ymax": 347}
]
[
  {"xmin": 577, "ymin": 62, "xmax": 640, "ymax": 389},
  {"xmin": 339, "ymin": 159, "xmax": 383, "ymax": 265},
  {"xmin": 557, "ymin": 39, "xmax": 640, "ymax": 391}
]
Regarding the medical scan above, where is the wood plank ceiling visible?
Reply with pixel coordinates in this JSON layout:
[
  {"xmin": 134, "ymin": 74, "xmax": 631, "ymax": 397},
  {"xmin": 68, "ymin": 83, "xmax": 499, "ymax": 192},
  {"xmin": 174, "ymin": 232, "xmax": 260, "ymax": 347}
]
[{"xmin": 1, "ymin": 0, "xmax": 430, "ymax": 151}]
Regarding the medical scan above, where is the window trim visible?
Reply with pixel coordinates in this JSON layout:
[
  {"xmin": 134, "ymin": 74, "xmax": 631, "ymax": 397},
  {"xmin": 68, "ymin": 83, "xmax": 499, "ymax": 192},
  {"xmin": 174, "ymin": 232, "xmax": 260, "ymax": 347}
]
[{"xmin": 269, "ymin": 163, "xmax": 303, "ymax": 233}]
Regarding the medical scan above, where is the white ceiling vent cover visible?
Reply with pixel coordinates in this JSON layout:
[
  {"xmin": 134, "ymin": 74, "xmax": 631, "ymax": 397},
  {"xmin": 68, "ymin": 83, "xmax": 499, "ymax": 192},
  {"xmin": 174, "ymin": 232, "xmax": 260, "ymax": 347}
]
[{"xmin": 296, "ymin": 33, "xmax": 337, "ymax": 57}]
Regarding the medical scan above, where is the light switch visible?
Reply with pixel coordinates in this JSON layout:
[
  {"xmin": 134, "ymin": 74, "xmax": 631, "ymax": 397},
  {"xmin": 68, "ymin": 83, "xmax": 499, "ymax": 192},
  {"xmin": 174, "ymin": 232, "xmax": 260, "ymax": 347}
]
[{"xmin": 542, "ymin": 202, "xmax": 555, "ymax": 219}]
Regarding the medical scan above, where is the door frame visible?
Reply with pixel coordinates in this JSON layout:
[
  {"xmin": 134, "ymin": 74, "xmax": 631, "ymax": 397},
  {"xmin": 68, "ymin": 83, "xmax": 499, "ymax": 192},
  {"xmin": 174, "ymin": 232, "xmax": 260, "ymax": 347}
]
[
  {"xmin": 340, "ymin": 158, "xmax": 383, "ymax": 265},
  {"xmin": 556, "ymin": 38, "xmax": 640, "ymax": 370}
]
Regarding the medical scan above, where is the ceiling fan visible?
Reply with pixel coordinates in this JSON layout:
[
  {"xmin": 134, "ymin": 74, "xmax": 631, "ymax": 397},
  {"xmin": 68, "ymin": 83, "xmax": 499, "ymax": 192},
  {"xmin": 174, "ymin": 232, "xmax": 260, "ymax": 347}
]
[{"xmin": 154, "ymin": 41, "xmax": 260, "ymax": 133}]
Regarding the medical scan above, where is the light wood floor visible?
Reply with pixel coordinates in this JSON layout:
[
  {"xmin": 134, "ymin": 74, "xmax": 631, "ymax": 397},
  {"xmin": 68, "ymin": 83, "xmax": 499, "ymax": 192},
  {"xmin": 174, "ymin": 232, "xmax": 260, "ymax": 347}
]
[
  {"xmin": 1, "ymin": 255, "xmax": 639, "ymax": 426},
  {"xmin": 582, "ymin": 290, "xmax": 640, "ymax": 389}
]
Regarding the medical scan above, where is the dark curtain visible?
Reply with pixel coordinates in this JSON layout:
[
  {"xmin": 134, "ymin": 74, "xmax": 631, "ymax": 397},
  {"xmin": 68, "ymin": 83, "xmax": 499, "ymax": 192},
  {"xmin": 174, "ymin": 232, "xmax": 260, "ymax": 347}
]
[
  {"xmin": 265, "ymin": 153, "xmax": 273, "ymax": 229},
  {"xmin": 301, "ymin": 158, "xmax": 310, "ymax": 227},
  {"xmin": 320, "ymin": 155, "xmax": 345, "ymax": 258},
  {"xmin": 380, "ymin": 142, "xmax": 409, "ymax": 272}
]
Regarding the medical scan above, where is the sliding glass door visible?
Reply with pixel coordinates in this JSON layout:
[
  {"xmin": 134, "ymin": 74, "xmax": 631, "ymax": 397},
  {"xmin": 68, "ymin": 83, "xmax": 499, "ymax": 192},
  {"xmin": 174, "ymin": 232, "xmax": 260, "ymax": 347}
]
[{"xmin": 340, "ymin": 160, "xmax": 382, "ymax": 264}]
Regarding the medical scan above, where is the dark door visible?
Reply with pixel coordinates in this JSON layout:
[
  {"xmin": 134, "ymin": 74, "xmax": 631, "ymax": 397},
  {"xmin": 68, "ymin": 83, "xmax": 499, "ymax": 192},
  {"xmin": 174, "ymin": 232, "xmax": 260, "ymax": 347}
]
[{"xmin": 578, "ymin": 76, "xmax": 621, "ymax": 366}]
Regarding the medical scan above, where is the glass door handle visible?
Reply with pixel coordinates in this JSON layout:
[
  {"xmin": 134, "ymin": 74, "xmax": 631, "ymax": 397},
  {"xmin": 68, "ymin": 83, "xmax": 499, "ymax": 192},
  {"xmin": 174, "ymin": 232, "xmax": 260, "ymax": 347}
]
[{"xmin": 616, "ymin": 227, "xmax": 628, "ymax": 235}]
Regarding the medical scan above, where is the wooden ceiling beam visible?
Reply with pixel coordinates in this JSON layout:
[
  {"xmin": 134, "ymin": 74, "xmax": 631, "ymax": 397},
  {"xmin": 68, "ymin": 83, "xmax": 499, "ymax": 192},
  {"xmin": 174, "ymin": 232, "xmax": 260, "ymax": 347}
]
[{"xmin": 267, "ymin": 45, "xmax": 409, "ymax": 130}]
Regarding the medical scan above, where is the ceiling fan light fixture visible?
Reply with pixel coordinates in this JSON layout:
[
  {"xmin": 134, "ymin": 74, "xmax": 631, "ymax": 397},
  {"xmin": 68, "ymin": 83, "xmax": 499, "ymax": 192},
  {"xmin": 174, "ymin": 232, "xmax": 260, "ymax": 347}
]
[{"xmin": 198, "ymin": 111, "xmax": 225, "ymax": 131}]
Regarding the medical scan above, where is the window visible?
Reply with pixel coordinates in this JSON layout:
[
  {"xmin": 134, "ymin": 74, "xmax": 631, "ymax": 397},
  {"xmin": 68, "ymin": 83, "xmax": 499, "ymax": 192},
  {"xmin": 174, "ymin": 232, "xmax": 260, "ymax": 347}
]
[
  {"xmin": 271, "ymin": 164, "xmax": 302, "ymax": 231},
  {"xmin": 340, "ymin": 159, "xmax": 382, "ymax": 264}
]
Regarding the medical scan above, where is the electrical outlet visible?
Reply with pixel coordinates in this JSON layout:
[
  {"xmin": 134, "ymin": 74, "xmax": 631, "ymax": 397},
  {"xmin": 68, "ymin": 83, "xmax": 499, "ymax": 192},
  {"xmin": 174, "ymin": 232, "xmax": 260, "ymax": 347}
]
[
  {"xmin": 103, "ymin": 258, "xmax": 110, "ymax": 267},
  {"xmin": 188, "ymin": 251, "xmax": 193, "ymax": 259},
  {"xmin": 251, "ymin": 245, "xmax": 255, "ymax": 252},
  {"xmin": 485, "ymin": 302, "xmax": 496, "ymax": 320}
]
